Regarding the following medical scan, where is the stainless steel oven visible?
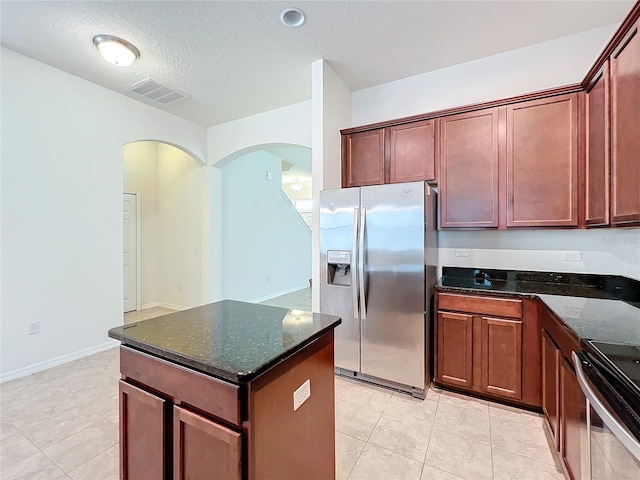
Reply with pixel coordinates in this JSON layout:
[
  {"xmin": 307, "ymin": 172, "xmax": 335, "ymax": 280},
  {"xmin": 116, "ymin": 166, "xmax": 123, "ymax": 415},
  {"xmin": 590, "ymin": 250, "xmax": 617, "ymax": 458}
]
[{"xmin": 573, "ymin": 349, "xmax": 640, "ymax": 479}]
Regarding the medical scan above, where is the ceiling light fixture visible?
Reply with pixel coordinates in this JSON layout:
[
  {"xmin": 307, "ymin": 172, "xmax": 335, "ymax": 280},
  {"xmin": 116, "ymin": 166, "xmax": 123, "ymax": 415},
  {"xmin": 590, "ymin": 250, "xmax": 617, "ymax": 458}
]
[
  {"xmin": 280, "ymin": 7, "xmax": 306, "ymax": 28},
  {"xmin": 93, "ymin": 35, "xmax": 140, "ymax": 67},
  {"xmin": 289, "ymin": 183, "xmax": 303, "ymax": 192}
]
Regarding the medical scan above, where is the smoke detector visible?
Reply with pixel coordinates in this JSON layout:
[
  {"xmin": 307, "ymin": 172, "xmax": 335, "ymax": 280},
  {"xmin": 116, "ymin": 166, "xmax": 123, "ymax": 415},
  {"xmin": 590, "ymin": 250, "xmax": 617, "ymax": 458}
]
[{"xmin": 128, "ymin": 78, "xmax": 189, "ymax": 105}]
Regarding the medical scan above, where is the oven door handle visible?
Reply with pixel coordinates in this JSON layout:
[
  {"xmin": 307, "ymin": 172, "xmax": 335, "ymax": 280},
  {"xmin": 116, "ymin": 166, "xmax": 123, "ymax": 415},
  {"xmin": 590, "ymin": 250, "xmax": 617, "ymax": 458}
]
[{"xmin": 572, "ymin": 351, "xmax": 640, "ymax": 462}]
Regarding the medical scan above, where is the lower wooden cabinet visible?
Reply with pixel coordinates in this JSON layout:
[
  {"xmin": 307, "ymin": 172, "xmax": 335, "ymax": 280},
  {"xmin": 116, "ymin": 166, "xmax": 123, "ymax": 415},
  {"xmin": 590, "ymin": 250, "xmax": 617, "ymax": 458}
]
[
  {"xmin": 540, "ymin": 304, "xmax": 586, "ymax": 480},
  {"xmin": 174, "ymin": 406, "xmax": 241, "ymax": 480},
  {"xmin": 560, "ymin": 357, "xmax": 586, "ymax": 480},
  {"xmin": 119, "ymin": 380, "xmax": 167, "ymax": 480},
  {"xmin": 435, "ymin": 293, "xmax": 538, "ymax": 405},
  {"xmin": 436, "ymin": 311, "xmax": 473, "ymax": 388},
  {"xmin": 541, "ymin": 330, "xmax": 560, "ymax": 448},
  {"xmin": 480, "ymin": 316, "xmax": 522, "ymax": 399}
]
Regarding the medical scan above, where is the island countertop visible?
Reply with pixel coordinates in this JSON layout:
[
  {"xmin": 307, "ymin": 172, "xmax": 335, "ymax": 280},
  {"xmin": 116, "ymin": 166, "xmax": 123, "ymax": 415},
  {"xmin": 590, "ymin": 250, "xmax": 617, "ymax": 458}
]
[{"xmin": 108, "ymin": 300, "xmax": 341, "ymax": 384}]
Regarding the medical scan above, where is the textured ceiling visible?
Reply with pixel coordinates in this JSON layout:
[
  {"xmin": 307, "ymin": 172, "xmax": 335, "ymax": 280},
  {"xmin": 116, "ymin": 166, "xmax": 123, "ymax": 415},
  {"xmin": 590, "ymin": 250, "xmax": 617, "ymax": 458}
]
[{"xmin": 1, "ymin": 1, "xmax": 634, "ymax": 127}]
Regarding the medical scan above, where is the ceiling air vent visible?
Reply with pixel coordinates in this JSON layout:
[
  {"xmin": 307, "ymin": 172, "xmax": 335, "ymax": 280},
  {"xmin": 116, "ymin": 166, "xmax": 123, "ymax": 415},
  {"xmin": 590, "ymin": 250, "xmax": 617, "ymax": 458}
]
[{"xmin": 128, "ymin": 78, "xmax": 189, "ymax": 105}]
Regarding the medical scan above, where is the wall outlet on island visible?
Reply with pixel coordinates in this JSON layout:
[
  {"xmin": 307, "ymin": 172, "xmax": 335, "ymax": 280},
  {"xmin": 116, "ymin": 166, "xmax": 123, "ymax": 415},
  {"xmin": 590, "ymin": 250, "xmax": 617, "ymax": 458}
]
[
  {"xmin": 28, "ymin": 321, "xmax": 40, "ymax": 335},
  {"xmin": 454, "ymin": 249, "xmax": 470, "ymax": 258},
  {"xmin": 293, "ymin": 379, "xmax": 311, "ymax": 411},
  {"xmin": 563, "ymin": 251, "xmax": 582, "ymax": 262}
]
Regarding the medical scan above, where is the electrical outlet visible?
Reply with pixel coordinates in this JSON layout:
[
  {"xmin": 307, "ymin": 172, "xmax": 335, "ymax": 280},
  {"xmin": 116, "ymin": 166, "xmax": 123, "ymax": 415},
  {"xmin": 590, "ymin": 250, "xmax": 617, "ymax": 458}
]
[
  {"xmin": 563, "ymin": 251, "xmax": 582, "ymax": 262},
  {"xmin": 564, "ymin": 307, "xmax": 582, "ymax": 318},
  {"xmin": 28, "ymin": 321, "xmax": 40, "ymax": 335},
  {"xmin": 293, "ymin": 379, "xmax": 311, "ymax": 411},
  {"xmin": 454, "ymin": 249, "xmax": 470, "ymax": 258}
]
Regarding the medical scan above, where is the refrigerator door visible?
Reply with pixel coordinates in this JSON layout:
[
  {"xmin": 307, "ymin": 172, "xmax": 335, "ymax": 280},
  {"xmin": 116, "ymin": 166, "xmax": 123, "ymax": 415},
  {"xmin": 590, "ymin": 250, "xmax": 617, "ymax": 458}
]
[
  {"xmin": 359, "ymin": 182, "xmax": 426, "ymax": 389},
  {"xmin": 320, "ymin": 187, "xmax": 361, "ymax": 373}
]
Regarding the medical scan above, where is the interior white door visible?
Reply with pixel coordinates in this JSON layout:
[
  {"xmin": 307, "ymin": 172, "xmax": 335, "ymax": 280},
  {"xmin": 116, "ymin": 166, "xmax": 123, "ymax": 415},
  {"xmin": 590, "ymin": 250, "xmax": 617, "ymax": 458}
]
[{"xmin": 123, "ymin": 193, "xmax": 138, "ymax": 313}]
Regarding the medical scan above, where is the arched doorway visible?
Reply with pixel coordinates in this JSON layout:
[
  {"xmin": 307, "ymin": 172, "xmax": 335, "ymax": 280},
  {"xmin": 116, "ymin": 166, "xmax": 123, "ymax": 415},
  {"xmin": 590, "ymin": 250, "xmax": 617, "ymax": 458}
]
[
  {"xmin": 123, "ymin": 141, "xmax": 206, "ymax": 321},
  {"xmin": 217, "ymin": 144, "xmax": 312, "ymax": 308}
]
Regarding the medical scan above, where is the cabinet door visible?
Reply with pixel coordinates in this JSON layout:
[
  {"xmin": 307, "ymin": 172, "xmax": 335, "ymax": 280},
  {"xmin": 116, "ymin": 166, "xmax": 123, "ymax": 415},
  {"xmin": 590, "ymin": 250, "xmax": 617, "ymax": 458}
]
[
  {"xmin": 119, "ymin": 380, "xmax": 167, "ymax": 480},
  {"xmin": 585, "ymin": 63, "xmax": 610, "ymax": 227},
  {"xmin": 507, "ymin": 94, "xmax": 578, "ymax": 227},
  {"xmin": 173, "ymin": 405, "xmax": 241, "ymax": 480},
  {"xmin": 560, "ymin": 357, "xmax": 585, "ymax": 480},
  {"xmin": 611, "ymin": 20, "xmax": 640, "ymax": 225},
  {"xmin": 437, "ymin": 312, "xmax": 473, "ymax": 388},
  {"xmin": 541, "ymin": 330, "xmax": 560, "ymax": 448},
  {"xmin": 342, "ymin": 129, "xmax": 385, "ymax": 187},
  {"xmin": 439, "ymin": 108, "xmax": 500, "ymax": 228},
  {"xmin": 480, "ymin": 316, "xmax": 522, "ymax": 399},
  {"xmin": 388, "ymin": 119, "xmax": 436, "ymax": 183}
]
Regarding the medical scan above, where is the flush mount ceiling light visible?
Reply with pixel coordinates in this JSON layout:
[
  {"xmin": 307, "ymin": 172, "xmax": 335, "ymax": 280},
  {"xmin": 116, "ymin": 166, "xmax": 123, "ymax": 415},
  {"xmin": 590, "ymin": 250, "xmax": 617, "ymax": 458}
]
[
  {"xmin": 93, "ymin": 35, "xmax": 140, "ymax": 67},
  {"xmin": 280, "ymin": 7, "xmax": 306, "ymax": 28}
]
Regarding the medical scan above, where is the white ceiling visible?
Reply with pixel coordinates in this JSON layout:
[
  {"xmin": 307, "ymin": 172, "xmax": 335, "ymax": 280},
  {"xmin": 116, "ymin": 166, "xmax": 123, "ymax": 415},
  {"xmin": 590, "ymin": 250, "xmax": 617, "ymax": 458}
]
[{"xmin": 1, "ymin": 1, "xmax": 634, "ymax": 127}]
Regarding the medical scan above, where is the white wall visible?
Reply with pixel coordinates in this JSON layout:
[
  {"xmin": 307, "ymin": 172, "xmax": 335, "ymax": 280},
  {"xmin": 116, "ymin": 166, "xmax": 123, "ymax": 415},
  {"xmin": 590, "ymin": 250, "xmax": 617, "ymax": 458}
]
[
  {"xmin": 156, "ymin": 143, "xmax": 207, "ymax": 308},
  {"xmin": 439, "ymin": 230, "xmax": 640, "ymax": 281},
  {"xmin": 123, "ymin": 142, "xmax": 207, "ymax": 310},
  {"xmin": 1, "ymin": 49, "xmax": 207, "ymax": 381},
  {"xmin": 352, "ymin": 25, "xmax": 618, "ymax": 126},
  {"xmin": 311, "ymin": 60, "xmax": 352, "ymax": 310},
  {"xmin": 207, "ymin": 102, "xmax": 312, "ymax": 301},
  {"xmin": 221, "ymin": 150, "xmax": 311, "ymax": 302}
]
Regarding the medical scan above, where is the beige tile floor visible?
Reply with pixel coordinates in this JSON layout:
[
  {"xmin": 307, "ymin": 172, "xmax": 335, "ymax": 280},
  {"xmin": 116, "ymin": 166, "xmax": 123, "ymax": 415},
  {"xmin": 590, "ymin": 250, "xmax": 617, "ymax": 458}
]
[{"xmin": 1, "ymin": 293, "xmax": 565, "ymax": 479}]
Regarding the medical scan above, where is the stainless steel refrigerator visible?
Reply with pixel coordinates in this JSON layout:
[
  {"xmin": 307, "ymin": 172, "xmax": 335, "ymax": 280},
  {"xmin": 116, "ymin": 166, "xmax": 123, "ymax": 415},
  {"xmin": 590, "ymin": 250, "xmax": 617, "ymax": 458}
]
[{"xmin": 319, "ymin": 181, "xmax": 437, "ymax": 398}]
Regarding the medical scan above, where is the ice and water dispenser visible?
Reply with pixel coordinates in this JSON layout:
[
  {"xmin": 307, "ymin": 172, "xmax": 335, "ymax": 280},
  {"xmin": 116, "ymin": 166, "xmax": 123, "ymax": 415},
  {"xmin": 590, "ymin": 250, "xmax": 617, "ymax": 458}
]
[{"xmin": 326, "ymin": 250, "xmax": 352, "ymax": 286}]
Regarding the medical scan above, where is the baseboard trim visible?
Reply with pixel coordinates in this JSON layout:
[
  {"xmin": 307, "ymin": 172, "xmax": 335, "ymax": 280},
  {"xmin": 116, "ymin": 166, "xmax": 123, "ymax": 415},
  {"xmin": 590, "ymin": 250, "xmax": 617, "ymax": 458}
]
[
  {"xmin": 250, "ymin": 284, "xmax": 310, "ymax": 304},
  {"xmin": 0, "ymin": 340, "xmax": 119, "ymax": 384},
  {"xmin": 140, "ymin": 302, "xmax": 189, "ymax": 311}
]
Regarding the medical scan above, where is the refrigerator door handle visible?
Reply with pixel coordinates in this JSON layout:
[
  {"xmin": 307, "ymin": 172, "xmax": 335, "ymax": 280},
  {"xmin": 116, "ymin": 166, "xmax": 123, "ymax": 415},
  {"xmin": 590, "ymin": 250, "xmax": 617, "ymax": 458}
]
[
  {"xmin": 359, "ymin": 207, "xmax": 367, "ymax": 320},
  {"xmin": 352, "ymin": 208, "xmax": 359, "ymax": 319}
]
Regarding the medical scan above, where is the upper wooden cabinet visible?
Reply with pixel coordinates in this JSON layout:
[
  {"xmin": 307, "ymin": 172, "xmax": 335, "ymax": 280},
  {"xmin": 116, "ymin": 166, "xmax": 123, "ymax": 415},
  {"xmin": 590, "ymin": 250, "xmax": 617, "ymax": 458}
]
[
  {"xmin": 439, "ymin": 108, "xmax": 500, "ymax": 228},
  {"xmin": 342, "ymin": 120, "xmax": 436, "ymax": 188},
  {"xmin": 506, "ymin": 94, "xmax": 579, "ymax": 227},
  {"xmin": 388, "ymin": 119, "xmax": 436, "ymax": 184},
  {"xmin": 610, "ymin": 19, "xmax": 640, "ymax": 225},
  {"xmin": 342, "ymin": 129, "xmax": 385, "ymax": 187},
  {"xmin": 585, "ymin": 63, "xmax": 610, "ymax": 227}
]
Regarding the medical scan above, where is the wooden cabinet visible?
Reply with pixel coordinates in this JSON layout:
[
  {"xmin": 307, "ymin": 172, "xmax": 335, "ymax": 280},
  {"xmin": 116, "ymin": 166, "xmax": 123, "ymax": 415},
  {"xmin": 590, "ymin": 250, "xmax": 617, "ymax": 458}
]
[
  {"xmin": 480, "ymin": 316, "xmax": 522, "ymax": 399},
  {"xmin": 585, "ymin": 63, "xmax": 610, "ymax": 227},
  {"xmin": 506, "ymin": 94, "xmax": 579, "ymax": 227},
  {"xmin": 436, "ymin": 311, "xmax": 473, "ymax": 388},
  {"xmin": 435, "ymin": 292, "xmax": 541, "ymax": 406},
  {"xmin": 117, "ymin": 330, "xmax": 336, "ymax": 480},
  {"xmin": 388, "ymin": 119, "xmax": 436, "ymax": 184},
  {"xmin": 439, "ymin": 108, "xmax": 500, "ymax": 228},
  {"xmin": 541, "ymin": 330, "xmax": 560, "ymax": 449},
  {"xmin": 174, "ymin": 406, "xmax": 241, "ymax": 480},
  {"xmin": 342, "ymin": 129, "xmax": 385, "ymax": 187},
  {"xmin": 610, "ymin": 19, "xmax": 640, "ymax": 226},
  {"xmin": 119, "ymin": 380, "xmax": 167, "ymax": 480},
  {"xmin": 560, "ymin": 357, "xmax": 586, "ymax": 480},
  {"xmin": 342, "ymin": 120, "xmax": 436, "ymax": 188},
  {"xmin": 540, "ymin": 303, "xmax": 586, "ymax": 480}
]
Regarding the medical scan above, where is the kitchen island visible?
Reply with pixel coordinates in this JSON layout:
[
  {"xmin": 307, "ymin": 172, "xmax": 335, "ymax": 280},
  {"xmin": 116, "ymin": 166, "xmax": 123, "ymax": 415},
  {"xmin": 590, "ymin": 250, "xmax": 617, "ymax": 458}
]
[{"xmin": 108, "ymin": 300, "xmax": 341, "ymax": 480}]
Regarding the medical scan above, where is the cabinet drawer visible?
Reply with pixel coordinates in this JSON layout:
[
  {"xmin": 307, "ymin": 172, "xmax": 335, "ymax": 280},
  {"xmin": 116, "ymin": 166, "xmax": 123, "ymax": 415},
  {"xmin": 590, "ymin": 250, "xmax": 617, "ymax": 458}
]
[
  {"xmin": 120, "ymin": 347, "xmax": 240, "ymax": 426},
  {"xmin": 438, "ymin": 293, "xmax": 523, "ymax": 318}
]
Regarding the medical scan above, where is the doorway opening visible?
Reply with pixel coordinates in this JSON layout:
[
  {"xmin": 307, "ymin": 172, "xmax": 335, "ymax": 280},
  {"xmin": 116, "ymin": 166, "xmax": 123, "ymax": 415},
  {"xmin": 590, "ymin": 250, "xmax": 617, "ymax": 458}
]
[{"xmin": 123, "ymin": 141, "xmax": 204, "ymax": 321}]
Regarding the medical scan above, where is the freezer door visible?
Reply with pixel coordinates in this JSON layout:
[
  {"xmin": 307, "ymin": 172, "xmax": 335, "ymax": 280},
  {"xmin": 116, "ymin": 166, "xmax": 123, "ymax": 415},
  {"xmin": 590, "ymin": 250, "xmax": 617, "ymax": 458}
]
[
  {"xmin": 359, "ymin": 182, "xmax": 426, "ymax": 389},
  {"xmin": 320, "ymin": 187, "xmax": 361, "ymax": 373}
]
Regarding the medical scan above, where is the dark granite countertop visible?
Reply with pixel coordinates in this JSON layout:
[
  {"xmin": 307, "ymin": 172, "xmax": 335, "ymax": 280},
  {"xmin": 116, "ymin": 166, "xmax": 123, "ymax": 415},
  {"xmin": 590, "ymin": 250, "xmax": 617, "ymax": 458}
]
[
  {"xmin": 108, "ymin": 300, "xmax": 341, "ymax": 384},
  {"xmin": 436, "ymin": 267, "xmax": 640, "ymax": 346}
]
